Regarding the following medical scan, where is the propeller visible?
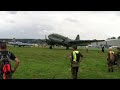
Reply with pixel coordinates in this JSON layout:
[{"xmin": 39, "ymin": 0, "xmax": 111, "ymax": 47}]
[
  {"xmin": 45, "ymin": 35, "xmax": 48, "ymax": 41},
  {"xmin": 45, "ymin": 34, "xmax": 52, "ymax": 46}
]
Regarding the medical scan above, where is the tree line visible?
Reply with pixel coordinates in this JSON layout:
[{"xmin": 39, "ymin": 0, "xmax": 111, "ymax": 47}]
[{"xmin": 107, "ymin": 36, "xmax": 120, "ymax": 40}]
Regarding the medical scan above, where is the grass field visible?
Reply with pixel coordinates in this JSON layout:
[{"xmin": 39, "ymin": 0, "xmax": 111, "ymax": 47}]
[{"xmin": 7, "ymin": 46, "xmax": 120, "ymax": 79}]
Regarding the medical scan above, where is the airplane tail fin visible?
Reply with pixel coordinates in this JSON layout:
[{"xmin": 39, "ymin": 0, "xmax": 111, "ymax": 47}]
[
  {"xmin": 12, "ymin": 38, "xmax": 16, "ymax": 43},
  {"xmin": 75, "ymin": 34, "xmax": 80, "ymax": 40}
]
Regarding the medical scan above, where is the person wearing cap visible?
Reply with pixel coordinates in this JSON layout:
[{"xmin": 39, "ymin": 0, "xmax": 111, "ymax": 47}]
[
  {"xmin": 69, "ymin": 45, "xmax": 83, "ymax": 79},
  {"xmin": 107, "ymin": 47, "xmax": 115, "ymax": 72}
]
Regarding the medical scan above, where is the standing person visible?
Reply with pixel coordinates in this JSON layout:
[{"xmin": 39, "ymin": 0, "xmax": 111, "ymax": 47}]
[
  {"xmin": 107, "ymin": 47, "xmax": 115, "ymax": 72},
  {"xmin": 86, "ymin": 46, "xmax": 89, "ymax": 53},
  {"xmin": 102, "ymin": 45, "xmax": 105, "ymax": 53},
  {"xmin": 69, "ymin": 45, "xmax": 83, "ymax": 79},
  {"xmin": 0, "ymin": 41, "xmax": 20, "ymax": 79},
  {"xmin": 114, "ymin": 47, "xmax": 120, "ymax": 66}
]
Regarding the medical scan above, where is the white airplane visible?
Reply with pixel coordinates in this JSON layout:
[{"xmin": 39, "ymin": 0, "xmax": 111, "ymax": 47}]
[{"xmin": 8, "ymin": 40, "xmax": 34, "ymax": 47}]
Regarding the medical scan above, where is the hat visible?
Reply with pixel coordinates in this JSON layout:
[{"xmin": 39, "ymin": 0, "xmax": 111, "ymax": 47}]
[{"xmin": 109, "ymin": 47, "xmax": 112, "ymax": 50}]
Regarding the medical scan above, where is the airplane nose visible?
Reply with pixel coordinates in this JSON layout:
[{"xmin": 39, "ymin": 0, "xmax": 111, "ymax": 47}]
[{"xmin": 48, "ymin": 34, "xmax": 53, "ymax": 38}]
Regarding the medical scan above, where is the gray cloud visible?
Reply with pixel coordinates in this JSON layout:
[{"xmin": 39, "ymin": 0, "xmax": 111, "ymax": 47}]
[
  {"xmin": 113, "ymin": 11, "xmax": 120, "ymax": 16},
  {"xmin": 7, "ymin": 11, "xmax": 18, "ymax": 14},
  {"xmin": 8, "ymin": 20, "xmax": 15, "ymax": 23},
  {"xmin": 0, "ymin": 23, "xmax": 55, "ymax": 39},
  {"xmin": 0, "ymin": 11, "xmax": 120, "ymax": 40},
  {"xmin": 64, "ymin": 18, "xmax": 79, "ymax": 23}
]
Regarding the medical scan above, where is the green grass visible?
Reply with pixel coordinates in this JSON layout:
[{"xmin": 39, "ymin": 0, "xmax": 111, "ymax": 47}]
[{"xmin": 7, "ymin": 46, "xmax": 120, "ymax": 79}]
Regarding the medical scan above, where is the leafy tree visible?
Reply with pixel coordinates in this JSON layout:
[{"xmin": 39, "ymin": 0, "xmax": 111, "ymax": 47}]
[
  {"xmin": 110, "ymin": 37, "xmax": 116, "ymax": 39},
  {"xmin": 118, "ymin": 36, "xmax": 120, "ymax": 39}
]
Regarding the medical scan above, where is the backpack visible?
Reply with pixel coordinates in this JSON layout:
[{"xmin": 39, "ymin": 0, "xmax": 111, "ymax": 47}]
[{"xmin": 0, "ymin": 51, "xmax": 11, "ymax": 79}]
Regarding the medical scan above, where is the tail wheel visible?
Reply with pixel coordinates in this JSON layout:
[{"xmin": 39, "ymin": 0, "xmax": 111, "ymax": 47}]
[{"xmin": 49, "ymin": 45, "xmax": 52, "ymax": 49}]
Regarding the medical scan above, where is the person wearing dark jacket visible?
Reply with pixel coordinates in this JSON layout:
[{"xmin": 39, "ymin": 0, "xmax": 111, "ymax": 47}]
[{"xmin": 0, "ymin": 41, "xmax": 20, "ymax": 79}]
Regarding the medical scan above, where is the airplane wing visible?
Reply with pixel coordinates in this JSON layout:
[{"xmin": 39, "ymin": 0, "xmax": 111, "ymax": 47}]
[{"xmin": 69, "ymin": 40, "xmax": 105, "ymax": 46}]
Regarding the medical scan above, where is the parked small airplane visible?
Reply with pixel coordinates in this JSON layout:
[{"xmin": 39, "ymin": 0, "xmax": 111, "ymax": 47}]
[
  {"xmin": 8, "ymin": 41, "xmax": 34, "ymax": 47},
  {"xmin": 45, "ymin": 33, "xmax": 105, "ymax": 49},
  {"xmin": 8, "ymin": 38, "xmax": 34, "ymax": 47}
]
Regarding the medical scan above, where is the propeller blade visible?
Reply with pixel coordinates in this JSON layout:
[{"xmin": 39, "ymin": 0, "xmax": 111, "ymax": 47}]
[{"xmin": 45, "ymin": 35, "xmax": 47, "ymax": 41}]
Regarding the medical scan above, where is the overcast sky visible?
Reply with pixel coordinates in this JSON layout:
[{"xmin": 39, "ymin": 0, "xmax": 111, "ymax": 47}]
[{"xmin": 0, "ymin": 11, "xmax": 120, "ymax": 40}]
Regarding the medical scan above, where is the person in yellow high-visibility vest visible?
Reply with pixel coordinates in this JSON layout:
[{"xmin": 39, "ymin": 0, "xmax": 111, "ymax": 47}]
[
  {"xmin": 69, "ymin": 45, "xmax": 83, "ymax": 79},
  {"xmin": 107, "ymin": 47, "xmax": 115, "ymax": 72}
]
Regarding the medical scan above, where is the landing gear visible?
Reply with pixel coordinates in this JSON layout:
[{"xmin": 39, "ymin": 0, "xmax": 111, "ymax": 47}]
[
  {"xmin": 49, "ymin": 45, "xmax": 52, "ymax": 49},
  {"xmin": 66, "ymin": 47, "xmax": 69, "ymax": 50}
]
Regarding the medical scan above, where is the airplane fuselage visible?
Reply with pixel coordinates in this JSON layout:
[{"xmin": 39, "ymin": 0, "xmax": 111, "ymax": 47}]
[
  {"xmin": 45, "ymin": 33, "xmax": 104, "ymax": 49},
  {"xmin": 48, "ymin": 34, "xmax": 72, "ymax": 47}
]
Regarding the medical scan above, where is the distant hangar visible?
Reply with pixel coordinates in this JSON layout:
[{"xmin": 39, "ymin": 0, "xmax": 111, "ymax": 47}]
[{"xmin": 91, "ymin": 39, "xmax": 120, "ymax": 47}]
